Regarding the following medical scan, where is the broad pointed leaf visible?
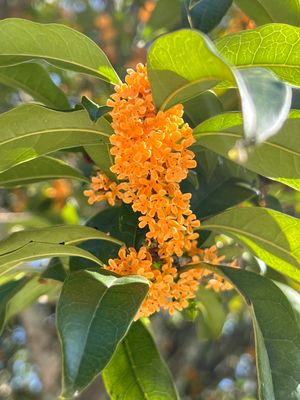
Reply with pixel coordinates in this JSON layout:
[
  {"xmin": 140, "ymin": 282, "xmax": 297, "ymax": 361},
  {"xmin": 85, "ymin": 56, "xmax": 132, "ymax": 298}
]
[
  {"xmin": 0, "ymin": 225, "xmax": 123, "ymax": 256},
  {"xmin": 0, "ymin": 156, "xmax": 88, "ymax": 187},
  {"xmin": 147, "ymin": 29, "xmax": 291, "ymax": 144},
  {"xmin": 57, "ymin": 270, "xmax": 149, "ymax": 398},
  {"xmin": 220, "ymin": 267, "xmax": 300, "ymax": 400},
  {"xmin": 0, "ymin": 18, "xmax": 119, "ymax": 83},
  {"xmin": 103, "ymin": 321, "xmax": 179, "ymax": 400},
  {"xmin": 0, "ymin": 242, "xmax": 102, "ymax": 277},
  {"xmin": 199, "ymin": 207, "xmax": 300, "ymax": 282},
  {"xmin": 0, "ymin": 104, "xmax": 112, "ymax": 172},
  {"xmin": 0, "ymin": 63, "xmax": 69, "ymax": 109},
  {"xmin": 84, "ymin": 143, "xmax": 115, "ymax": 180},
  {"xmin": 216, "ymin": 24, "xmax": 300, "ymax": 87},
  {"xmin": 235, "ymin": 0, "xmax": 300, "ymax": 26},
  {"xmin": 193, "ymin": 111, "xmax": 300, "ymax": 191}
]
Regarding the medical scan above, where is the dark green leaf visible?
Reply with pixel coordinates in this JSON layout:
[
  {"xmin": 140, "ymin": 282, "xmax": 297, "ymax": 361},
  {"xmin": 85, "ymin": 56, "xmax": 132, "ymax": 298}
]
[
  {"xmin": 57, "ymin": 270, "xmax": 149, "ymax": 398},
  {"xmin": 199, "ymin": 207, "xmax": 300, "ymax": 282},
  {"xmin": 0, "ymin": 63, "xmax": 69, "ymax": 109},
  {"xmin": 84, "ymin": 144, "xmax": 115, "ymax": 180},
  {"xmin": 220, "ymin": 267, "xmax": 300, "ymax": 400},
  {"xmin": 183, "ymin": 0, "xmax": 233, "ymax": 33},
  {"xmin": 183, "ymin": 91, "xmax": 223, "ymax": 127},
  {"xmin": 0, "ymin": 104, "xmax": 112, "ymax": 172},
  {"xmin": 193, "ymin": 111, "xmax": 300, "ymax": 191},
  {"xmin": 0, "ymin": 156, "xmax": 88, "ymax": 187},
  {"xmin": 0, "ymin": 18, "xmax": 119, "ymax": 83},
  {"xmin": 103, "ymin": 321, "xmax": 179, "ymax": 400},
  {"xmin": 81, "ymin": 96, "xmax": 111, "ymax": 122}
]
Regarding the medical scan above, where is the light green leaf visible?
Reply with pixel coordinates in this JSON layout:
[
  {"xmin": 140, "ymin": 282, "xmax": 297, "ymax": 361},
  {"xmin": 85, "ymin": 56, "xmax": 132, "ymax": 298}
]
[
  {"xmin": 103, "ymin": 321, "xmax": 179, "ymax": 400},
  {"xmin": 234, "ymin": 0, "xmax": 300, "ymax": 26},
  {"xmin": 57, "ymin": 270, "xmax": 149, "ymax": 398},
  {"xmin": 148, "ymin": 29, "xmax": 291, "ymax": 143},
  {"xmin": 0, "ymin": 63, "xmax": 69, "ymax": 109},
  {"xmin": 220, "ymin": 267, "xmax": 300, "ymax": 400},
  {"xmin": 147, "ymin": 29, "xmax": 234, "ymax": 109},
  {"xmin": 0, "ymin": 156, "xmax": 87, "ymax": 187},
  {"xmin": 0, "ymin": 225, "xmax": 123, "ymax": 256},
  {"xmin": 199, "ymin": 207, "xmax": 300, "ymax": 282},
  {"xmin": 193, "ymin": 111, "xmax": 300, "ymax": 191},
  {"xmin": 216, "ymin": 24, "xmax": 300, "ymax": 87},
  {"xmin": 0, "ymin": 242, "xmax": 102, "ymax": 277},
  {"xmin": 0, "ymin": 104, "xmax": 112, "ymax": 172},
  {"xmin": 0, "ymin": 18, "xmax": 119, "ymax": 83}
]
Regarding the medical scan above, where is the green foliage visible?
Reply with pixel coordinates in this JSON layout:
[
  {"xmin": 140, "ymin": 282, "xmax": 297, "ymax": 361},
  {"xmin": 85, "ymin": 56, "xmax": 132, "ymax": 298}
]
[
  {"xmin": 0, "ymin": 6, "xmax": 299, "ymax": 400},
  {"xmin": 103, "ymin": 321, "xmax": 179, "ymax": 400},
  {"xmin": 57, "ymin": 270, "xmax": 149, "ymax": 398}
]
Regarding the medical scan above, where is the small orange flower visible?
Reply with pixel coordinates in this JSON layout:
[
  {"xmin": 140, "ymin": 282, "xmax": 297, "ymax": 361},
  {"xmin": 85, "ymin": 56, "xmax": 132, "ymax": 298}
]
[{"xmin": 85, "ymin": 64, "xmax": 233, "ymax": 318}]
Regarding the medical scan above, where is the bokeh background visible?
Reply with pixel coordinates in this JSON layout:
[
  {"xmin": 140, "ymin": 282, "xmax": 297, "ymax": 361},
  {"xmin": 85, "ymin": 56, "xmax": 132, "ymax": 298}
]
[{"xmin": 0, "ymin": 1, "xmax": 299, "ymax": 399}]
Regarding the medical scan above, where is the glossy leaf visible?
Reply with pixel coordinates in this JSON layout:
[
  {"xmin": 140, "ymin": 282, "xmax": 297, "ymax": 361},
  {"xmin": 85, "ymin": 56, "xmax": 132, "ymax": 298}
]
[
  {"xmin": 0, "ymin": 225, "xmax": 123, "ymax": 256},
  {"xmin": 0, "ymin": 242, "xmax": 102, "ymax": 277},
  {"xmin": 216, "ymin": 24, "xmax": 300, "ymax": 87},
  {"xmin": 81, "ymin": 96, "xmax": 111, "ymax": 122},
  {"xmin": 183, "ymin": 91, "xmax": 223, "ymax": 127},
  {"xmin": 0, "ymin": 63, "xmax": 69, "ymax": 109},
  {"xmin": 193, "ymin": 111, "xmax": 300, "ymax": 191},
  {"xmin": 183, "ymin": 0, "xmax": 233, "ymax": 33},
  {"xmin": 0, "ymin": 104, "xmax": 112, "ymax": 172},
  {"xmin": 148, "ymin": 29, "xmax": 291, "ymax": 143},
  {"xmin": 199, "ymin": 207, "xmax": 300, "ymax": 282},
  {"xmin": 235, "ymin": 0, "xmax": 300, "ymax": 26},
  {"xmin": 220, "ymin": 267, "xmax": 300, "ymax": 400},
  {"xmin": 57, "ymin": 270, "xmax": 149, "ymax": 398},
  {"xmin": 0, "ymin": 18, "xmax": 119, "ymax": 83},
  {"xmin": 233, "ymin": 68, "xmax": 291, "ymax": 143},
  {"xmin": 103, "ymin": 321, "xmax": 179, "ymax": 400},
  {"xmin": 147, "ymin": 29, "xmax": 234, "ymax": 109},
  {"xmin": 0, "ymin": 156, "xmax": 88, "ymax": 187},
  {"xmin": 182, "ymin": 150, "xmax": 259, "ymax": 219}
]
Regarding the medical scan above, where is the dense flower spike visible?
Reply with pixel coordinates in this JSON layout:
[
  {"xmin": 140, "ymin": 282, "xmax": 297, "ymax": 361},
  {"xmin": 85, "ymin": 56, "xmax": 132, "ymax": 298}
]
[{"xmin": 85, "ymin": 63, "xmax": 231, "ymax": 318}]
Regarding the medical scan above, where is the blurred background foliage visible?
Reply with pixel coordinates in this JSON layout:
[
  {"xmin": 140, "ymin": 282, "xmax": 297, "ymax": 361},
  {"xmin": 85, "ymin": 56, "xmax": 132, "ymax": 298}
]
[{"xmin": 0, "ymin": 1, "xmax": 299, "ymax": 399}]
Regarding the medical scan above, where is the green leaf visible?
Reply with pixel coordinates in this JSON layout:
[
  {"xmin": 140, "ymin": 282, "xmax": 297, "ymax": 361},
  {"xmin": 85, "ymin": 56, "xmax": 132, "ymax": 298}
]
[
  {"xmin": 0, "ymin": 225, "xmax": 123, "ymax": 256},
  {"xmin": 183, "ymin": 91, "xmax": 223, "ymax": 127},
  {"xmin": 182, "ymin": 149, "xmax": 259, "ymax": 219},
  {"xmin": 0, "ymin": 104, "xmax": 112, "ymax": 172},
  {"xmin": 0, "ymin": 63, "xmax": 69, "ymax": 109},
  {"xmin": 183, "ymin": 0, "xmax": 233, "ymax": 33},
  {"xmin": 0, "ymin": 156, "xmax": 88, "ymax": 187},
  {"xmin": 193, "ymin": 111, "xmax": 300, "ymax": 191},
  {"xmin": 199, "ymin": 207, "xmax": 300, "ymax": 282},
  {"xmin": 0, "ymin": 18, "xmax": 119, "ymax": 83},
  {"xmin": 0, "ymin": 242, "xmax": 102, "ymax": 277},
  {"xmin": 220, "ymin": 267, "xmax": 300, "ymax": 400},
  {"xmin": 81, "ymin": 96, "xmax": 111, "ymax": 122},
  {"xmin": 148, "ymin": 29, "xmax": 291, "ymax": 143},
  {"xmin": 234, "ymin": 0, "xmax": 300, "ymax": 26},
  {"xmin": 0, "ymin": 275, "xmax": 60, "ymax": 334},
  {"xmin": 143, "ymin": 0, "xmax": 181, "ymax": 40},
  {"xmin": 57, "ymin": 270, "xmax": 149, "ymax": 398},
  {"xmin": 216, "ymin": 24, "xmax": 300, "ymax": 87},
  {"xmin": 147, "ymin": 29, "xmax": 234, "ymax": 110},
  {"xmin": 103, "ymin": 321, "xmax": 179, "ymax": 400},
  {"xmin": 84, "ymin": 143, "xmax": 115, "ymax": 180},
  {"xmin": 233, "ymin": 68, "xmax": 291, "ymax": 144}
]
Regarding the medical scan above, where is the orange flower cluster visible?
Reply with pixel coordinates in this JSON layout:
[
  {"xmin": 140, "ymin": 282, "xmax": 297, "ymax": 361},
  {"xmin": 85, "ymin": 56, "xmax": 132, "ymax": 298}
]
[
  {"xmin": 107, "ymin": 246, "xmax": 226, "ymax": 318},
  {"xmin": 85, "ymin": 63, "xmax": 231, "ymax": 318}
]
